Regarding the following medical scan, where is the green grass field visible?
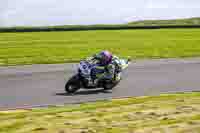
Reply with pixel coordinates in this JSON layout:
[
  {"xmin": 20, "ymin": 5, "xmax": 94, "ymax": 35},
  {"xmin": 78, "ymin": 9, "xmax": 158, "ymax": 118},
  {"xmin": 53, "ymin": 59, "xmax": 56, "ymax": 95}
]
[
  {"xmin": 0, "ymin": 28, "xmax": 200, "ymax": 66},
  {"xmin": 1, "ymin": 92, "xmax": 200, "ymax": 133}
]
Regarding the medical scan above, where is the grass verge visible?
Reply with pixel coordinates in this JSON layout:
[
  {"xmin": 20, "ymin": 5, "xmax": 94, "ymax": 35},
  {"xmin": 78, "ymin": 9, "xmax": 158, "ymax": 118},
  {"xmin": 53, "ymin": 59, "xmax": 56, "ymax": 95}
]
[
  {"xmin": 1, "ymin": 92, "xmax": 200, "ymax": 133},
  {"xmin": 0, "ymin": 29, "xmax": 200, "ymax": 66}
]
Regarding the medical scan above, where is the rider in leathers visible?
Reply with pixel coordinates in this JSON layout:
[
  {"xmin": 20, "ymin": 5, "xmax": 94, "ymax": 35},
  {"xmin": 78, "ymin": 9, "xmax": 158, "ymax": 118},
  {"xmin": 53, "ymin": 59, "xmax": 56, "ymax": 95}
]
[{"xmin": 86, "ymin": 50, "xmax": 121, "ymax": 85}]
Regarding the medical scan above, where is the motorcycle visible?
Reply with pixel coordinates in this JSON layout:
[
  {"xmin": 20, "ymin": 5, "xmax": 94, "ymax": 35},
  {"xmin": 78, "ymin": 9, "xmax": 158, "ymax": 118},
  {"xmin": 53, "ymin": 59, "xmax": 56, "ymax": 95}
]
[{"xmin": 65, "ymin": 58, "xmax": 131, "ymax": 94}]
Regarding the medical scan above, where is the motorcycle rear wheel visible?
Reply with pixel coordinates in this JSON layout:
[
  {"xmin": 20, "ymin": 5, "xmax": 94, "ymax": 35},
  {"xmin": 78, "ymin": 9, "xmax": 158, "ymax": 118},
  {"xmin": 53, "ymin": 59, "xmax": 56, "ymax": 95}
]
[{"xmin": 103, "ymin": 80, "xmax": 120, "ymax": 90}]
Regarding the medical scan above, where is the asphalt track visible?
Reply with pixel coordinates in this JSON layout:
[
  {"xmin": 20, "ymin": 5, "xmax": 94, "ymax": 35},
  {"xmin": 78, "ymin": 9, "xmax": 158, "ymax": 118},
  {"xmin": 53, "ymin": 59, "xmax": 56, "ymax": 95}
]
[{"xmin": 0, "ymin": 58, "xmax": 200, "ymax": 110}]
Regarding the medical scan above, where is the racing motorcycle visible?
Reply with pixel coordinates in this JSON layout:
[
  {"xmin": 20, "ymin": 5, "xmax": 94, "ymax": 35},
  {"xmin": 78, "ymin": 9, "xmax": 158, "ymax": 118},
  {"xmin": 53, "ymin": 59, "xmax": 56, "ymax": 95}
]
[{"xmin": 65, "ymin": 58, "xmax": 131, "ymax": 93}]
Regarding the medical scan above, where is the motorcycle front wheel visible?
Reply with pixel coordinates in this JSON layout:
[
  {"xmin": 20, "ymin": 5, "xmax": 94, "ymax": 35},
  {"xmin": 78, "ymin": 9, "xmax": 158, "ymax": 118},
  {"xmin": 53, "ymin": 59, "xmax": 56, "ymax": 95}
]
[{"xmin": 65, "ymin": 75, "xmax": 81, "ymax": 94}]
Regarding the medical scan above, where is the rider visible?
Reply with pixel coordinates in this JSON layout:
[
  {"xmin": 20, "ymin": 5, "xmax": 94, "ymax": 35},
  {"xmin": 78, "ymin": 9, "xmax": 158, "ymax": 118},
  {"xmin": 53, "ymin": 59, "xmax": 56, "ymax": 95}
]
[{"xmin": 87, "ymin": 50, "xmax": 120, "ymax": 85}]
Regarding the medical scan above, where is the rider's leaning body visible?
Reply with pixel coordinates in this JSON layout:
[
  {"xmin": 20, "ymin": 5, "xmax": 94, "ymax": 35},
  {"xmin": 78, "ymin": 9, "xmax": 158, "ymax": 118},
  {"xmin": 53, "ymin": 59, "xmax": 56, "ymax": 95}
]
[{"xmin": 86, "ymin": 50, "xmax": 122, "ymax": 84}]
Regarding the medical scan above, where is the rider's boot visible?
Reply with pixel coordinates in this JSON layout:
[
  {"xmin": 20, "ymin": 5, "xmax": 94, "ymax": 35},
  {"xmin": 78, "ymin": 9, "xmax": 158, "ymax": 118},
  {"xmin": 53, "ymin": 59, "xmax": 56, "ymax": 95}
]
[
  {"xmin": 93, "ymin": 79, "xmax": 98, "ymax": 85},
  {"xmin": 88, "ymin": 77, "xmax": 98, "ymax": 86},
  {"xmin": 88, "ymin": 77, "xmax": 94, "ymax": 86}
]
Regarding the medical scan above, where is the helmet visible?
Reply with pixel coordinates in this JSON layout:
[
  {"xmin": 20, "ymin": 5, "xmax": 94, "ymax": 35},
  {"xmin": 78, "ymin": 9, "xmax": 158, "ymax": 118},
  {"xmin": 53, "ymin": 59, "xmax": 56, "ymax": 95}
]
[{"xmin": 99, "ymin": 50, "xmax": 112, "ymax": 65}]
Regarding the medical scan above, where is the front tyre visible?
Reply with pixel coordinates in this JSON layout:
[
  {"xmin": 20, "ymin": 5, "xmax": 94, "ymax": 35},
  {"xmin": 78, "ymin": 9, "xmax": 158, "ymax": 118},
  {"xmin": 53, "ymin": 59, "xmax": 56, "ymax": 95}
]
[{"xmin": 65, "ymin": 75, "xmax": 81, "ymax": 94}]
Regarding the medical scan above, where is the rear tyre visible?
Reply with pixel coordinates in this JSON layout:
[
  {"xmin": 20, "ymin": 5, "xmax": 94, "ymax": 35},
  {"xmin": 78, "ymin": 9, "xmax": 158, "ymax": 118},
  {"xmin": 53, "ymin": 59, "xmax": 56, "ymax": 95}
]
[
  {"xmin": 103, "ymin": 80, "xmax": 120, "ymax": 90},
  {"xmin": 65, "ymin": 75, "xmax": 81, "ymax": 94}
]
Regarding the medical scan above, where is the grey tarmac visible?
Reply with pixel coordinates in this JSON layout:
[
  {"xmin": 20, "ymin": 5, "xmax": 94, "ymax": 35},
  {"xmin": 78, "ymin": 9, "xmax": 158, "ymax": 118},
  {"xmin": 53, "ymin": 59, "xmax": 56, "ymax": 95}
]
[{"xmin": 0, "ymin": 58, "xmax": 200, "ymax": 110}]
